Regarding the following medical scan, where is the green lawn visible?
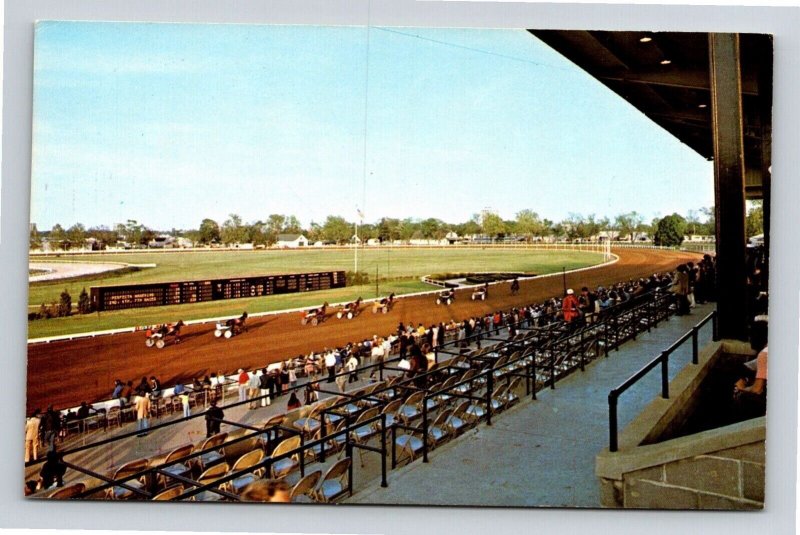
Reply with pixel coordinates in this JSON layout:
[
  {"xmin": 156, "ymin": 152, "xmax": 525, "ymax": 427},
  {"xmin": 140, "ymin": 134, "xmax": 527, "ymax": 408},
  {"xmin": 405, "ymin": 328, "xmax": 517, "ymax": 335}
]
[{"xmin": 28, "ymin": 248, "xmax": 604, "ymax": 338}]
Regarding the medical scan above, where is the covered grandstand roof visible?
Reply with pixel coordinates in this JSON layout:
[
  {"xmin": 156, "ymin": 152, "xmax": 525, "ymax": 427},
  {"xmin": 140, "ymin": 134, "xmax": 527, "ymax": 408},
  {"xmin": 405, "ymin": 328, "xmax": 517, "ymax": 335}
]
[{"xmin": 528, "ymin": 30, "xmax": 772, "ymax": 200}]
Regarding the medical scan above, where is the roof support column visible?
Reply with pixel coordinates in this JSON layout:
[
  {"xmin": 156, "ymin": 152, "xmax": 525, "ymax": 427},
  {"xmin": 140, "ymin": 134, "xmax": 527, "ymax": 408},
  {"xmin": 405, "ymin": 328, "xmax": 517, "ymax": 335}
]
[
  {"xmin": 709, "ymin": 33, "xmax": 748, "ymax": 340},
  {"xmin": 759, "ymin": 49, "xmax": 772, "ymax": 292}
]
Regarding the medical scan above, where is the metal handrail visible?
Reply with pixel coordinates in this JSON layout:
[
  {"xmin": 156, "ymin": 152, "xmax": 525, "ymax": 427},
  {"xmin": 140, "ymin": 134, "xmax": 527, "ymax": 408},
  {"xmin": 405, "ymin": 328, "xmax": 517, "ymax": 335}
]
[
  {"xmin": 607, "ymin": 310, "xmax": 718, "ymax": 452},
  {"xmin": 173, "ymin": 411, "xmax": 389, "ymax": 501}
]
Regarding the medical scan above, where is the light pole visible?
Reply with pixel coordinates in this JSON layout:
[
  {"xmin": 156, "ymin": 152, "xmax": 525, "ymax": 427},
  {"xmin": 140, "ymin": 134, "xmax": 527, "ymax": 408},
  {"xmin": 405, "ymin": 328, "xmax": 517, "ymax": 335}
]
[{"xmin": 355, "ymin": 208, "xmax": 364, "ymax": 277}]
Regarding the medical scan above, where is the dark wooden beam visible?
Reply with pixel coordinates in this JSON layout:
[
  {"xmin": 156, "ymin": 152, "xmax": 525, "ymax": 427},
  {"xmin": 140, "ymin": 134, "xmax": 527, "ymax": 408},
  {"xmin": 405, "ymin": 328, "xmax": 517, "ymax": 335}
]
[
  {"xmin": 598, "ymin": 69, "xmax": 759, "ymax": 95},
  {"xmin": 709, "ymin": 33, "xmax": 749, "ymax": 340}
]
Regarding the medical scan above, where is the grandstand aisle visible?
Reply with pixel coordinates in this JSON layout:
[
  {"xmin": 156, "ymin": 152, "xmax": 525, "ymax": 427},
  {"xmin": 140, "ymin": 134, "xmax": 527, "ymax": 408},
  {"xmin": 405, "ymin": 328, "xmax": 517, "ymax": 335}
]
[{"xmin": 347, "ymin": 303, "xmax": 714, "ymax": 507}]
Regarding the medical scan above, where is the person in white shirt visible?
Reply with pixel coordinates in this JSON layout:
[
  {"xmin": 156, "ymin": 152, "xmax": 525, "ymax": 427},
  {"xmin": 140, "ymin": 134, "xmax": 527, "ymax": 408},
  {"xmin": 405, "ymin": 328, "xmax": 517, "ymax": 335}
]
[
  {"xmin": 248, "ymin": 371, "xmax": 261, "ymax": 409},
  {"xmin": 179, "ymin": 390, "xmax": 190, "ymax": 418},
  {"xmin": 369, "ymin": 339, "xmax": 385, "ymax": 379},
  {"xmin": 346, "ymin": 353, "xmax": 360, "ymax": 384},
  {"xmin": 324, "ymin": 349, "xmax": 337, "ymax": 383}
]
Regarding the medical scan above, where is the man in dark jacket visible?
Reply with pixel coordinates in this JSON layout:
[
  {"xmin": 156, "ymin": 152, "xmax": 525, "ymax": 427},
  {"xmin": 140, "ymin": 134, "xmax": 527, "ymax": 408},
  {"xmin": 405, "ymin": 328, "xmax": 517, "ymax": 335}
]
[
  {"xmin": 40, "ymin": 405, "xmax": 61, "ymax": 450},
  {"xmin": 398, "ymin": 332, "xmax": 409, "ymax": 359},
  {"xmin": 119, "ymin": 381, "xmax": 133, "ymax": 408},
  {"xmin": 135, "ymin": 377, "xmax": 151, "ymax": 397},
  {"xmin": 259, "ymin": 368, "xmax": 273, "ymax": 407},
  {"xmin": 38, "ymin": 448, "xmax": 67, "ymax": 489},
  {"xmin": 205, "ymin": 400, "xmax": 225, "ymax": 438}
]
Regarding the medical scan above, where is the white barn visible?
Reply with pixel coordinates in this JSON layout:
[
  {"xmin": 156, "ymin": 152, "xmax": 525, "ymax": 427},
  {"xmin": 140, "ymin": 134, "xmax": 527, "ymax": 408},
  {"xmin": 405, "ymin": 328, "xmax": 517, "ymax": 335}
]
[{"xmin": 276, "ymin": 234, "xmax": 309, "ymax": 248}]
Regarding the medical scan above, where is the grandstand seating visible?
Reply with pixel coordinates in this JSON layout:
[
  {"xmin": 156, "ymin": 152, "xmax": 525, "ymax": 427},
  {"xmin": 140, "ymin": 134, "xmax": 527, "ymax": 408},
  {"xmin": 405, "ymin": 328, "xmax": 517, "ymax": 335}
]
[
  {"xmin": 223, "ymin": 449, "xmax": 265, "ymax": 494},
  {"xmin": 156, "ymin": 443, "xmax": 194, "ymax": 489},
  {"xmin": 48, "ymin": 482, "xmax": 86, "ymax": 499},
  {"xmin": 193, "ymin": 433, "xmax": 227, "ymax": 473},
  {"xmin": 107, "ymin": 458, "xmax": 149, "ymax": 500},
  {"xmin": 152, "ymin": 485, "xmax": 184, "ymax": 501},
  {"xmin": 314, "ymin": 458, "xmax": 352, "ymax": 503},
  {"xmin": 26, "ymin": 287, "xmax": 676, "ymax": 503},
  {"xmin": 290, "ymin": 470, "xmax": 321, "ymax": 502},
  {"xmin": 270, "ymin": 436, "xmax": 301, "ymax": 480}
]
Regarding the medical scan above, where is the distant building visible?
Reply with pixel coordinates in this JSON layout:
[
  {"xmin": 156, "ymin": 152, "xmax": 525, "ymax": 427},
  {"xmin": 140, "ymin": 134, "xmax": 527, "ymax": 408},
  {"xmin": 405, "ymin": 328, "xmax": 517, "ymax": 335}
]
[
  {"xmin": 500, "ymin": 235, "xmax": 526, "ymax": 244},
  {"xmin": 409, "ymin": 238, "xmax": 449, "ymax": 246},
  {"xmin": 148, "ymin": 235, "xmax": 176, "ymax": 248},
  {"xmin": 276, "ymin": 234, "xmax": 308, "ymax": 248},
  {"xmin": 466, "ymin": 234, "xmax": 492, "ymax": 244},
  {"xmin": 595, "ymin": 231, "xmax": 620, "ymax": 242},
  {"xmin": 684, "ymin": 234, "xmax": 715, "ymax": 243},
  {"xmin": 175, "ymin": 237, "xmax": 194, "ymax": 248},
  {"xmin": 445, "ymin": 231, "xmax": 461, "ymax": 244}
]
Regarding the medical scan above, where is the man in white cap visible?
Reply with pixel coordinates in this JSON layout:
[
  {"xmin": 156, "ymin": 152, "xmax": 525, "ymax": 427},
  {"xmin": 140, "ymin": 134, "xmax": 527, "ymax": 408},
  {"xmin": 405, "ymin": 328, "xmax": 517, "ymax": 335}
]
[{"xmin": 562, "ymin": 288, "xmax": 581, "ymax": 323}]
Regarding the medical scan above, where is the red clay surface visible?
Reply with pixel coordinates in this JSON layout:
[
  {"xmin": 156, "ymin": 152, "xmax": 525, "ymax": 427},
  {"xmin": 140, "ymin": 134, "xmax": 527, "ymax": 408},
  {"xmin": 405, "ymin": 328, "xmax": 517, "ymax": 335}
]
[{"xmin": 27, "ymin": 248, "xmax": 702, "ymax": 412}]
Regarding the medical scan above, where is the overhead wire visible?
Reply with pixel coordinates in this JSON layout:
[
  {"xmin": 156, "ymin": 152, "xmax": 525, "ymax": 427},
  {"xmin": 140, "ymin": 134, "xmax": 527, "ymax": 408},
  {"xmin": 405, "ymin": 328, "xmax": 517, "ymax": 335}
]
[{"xmin": 373, "ymin": 26, "xmax": 576, "ymax": 74}]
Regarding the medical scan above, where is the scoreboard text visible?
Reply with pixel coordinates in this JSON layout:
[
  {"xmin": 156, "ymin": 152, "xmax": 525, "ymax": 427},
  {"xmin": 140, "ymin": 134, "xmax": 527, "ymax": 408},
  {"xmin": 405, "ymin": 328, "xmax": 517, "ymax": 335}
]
[{"xmin": 90, "ymin": 271, "xmax": 346, "ymax": 311}]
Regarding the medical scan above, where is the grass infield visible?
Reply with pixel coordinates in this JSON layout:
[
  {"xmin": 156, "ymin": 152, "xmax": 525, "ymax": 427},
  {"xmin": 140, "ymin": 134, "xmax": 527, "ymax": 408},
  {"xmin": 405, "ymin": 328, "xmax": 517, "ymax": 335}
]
[{"xmin": 28, "ymin": 248, "xmax": 604, "ymax": 338}]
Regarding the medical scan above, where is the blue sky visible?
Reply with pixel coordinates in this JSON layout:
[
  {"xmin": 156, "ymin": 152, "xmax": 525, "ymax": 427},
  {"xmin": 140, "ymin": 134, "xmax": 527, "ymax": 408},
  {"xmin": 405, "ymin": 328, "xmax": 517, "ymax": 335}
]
[{"xmin": 31, "ymin": 22, "xmax": 713, "ymax": 231}]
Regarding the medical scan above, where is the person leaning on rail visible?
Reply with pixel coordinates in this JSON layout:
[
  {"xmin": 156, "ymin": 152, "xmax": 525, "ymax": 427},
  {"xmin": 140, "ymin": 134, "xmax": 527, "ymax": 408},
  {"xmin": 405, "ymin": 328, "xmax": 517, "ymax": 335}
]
[{"xmin": 733, "ymin": 344, "xmax": 768, "ymax": 419}]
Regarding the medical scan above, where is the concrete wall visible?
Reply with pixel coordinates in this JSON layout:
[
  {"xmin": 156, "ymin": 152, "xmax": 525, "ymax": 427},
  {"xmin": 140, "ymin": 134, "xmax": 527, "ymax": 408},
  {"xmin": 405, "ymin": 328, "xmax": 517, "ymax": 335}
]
[
  {"xmin": 596, "ymin": 340, "xmax": 766, "ymax": 510},
  {"xmin": 620, "ymin": 434, "xmax": 764, "ymax": 509}
]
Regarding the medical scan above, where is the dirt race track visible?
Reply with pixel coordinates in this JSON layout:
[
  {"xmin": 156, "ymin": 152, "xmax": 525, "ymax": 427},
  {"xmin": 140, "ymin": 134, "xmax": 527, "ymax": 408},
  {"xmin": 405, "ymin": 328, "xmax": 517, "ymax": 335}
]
[{"xmin": 26, "ymin": 248, "xmax": 702, "ymax": 412}]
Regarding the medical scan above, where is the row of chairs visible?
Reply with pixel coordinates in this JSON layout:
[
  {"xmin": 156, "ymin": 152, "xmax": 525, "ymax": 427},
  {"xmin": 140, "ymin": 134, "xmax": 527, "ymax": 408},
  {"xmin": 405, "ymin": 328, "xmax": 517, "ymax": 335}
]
[
  {"xmin": 397, "ymin": 373, "xmax": 524, "ymax": 464},
  {"xmin": 46, "ymin": 407, "xmax": 351, "ymax": 502},
  {"xmin": 46, "ymin": 348, "xmax": 527, "ymax": 501},
  {"xmin": 339, "ymin": 355, "xmax": 528, "ymax": 468},
  {"xmin": 57, "ymin": 389, "xmax": 217, "ymax": 446},
  {"xmin": 47, "ymin": 451, "xmax": 350, "ymax": 504}
]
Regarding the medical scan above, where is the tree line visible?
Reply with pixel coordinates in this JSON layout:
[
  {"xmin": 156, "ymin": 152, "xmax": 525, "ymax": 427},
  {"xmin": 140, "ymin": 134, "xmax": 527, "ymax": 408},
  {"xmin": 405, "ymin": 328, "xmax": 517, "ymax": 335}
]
[{"xmin": 30, "ymin": 203, "xmax": 763, "ymax": 250}]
